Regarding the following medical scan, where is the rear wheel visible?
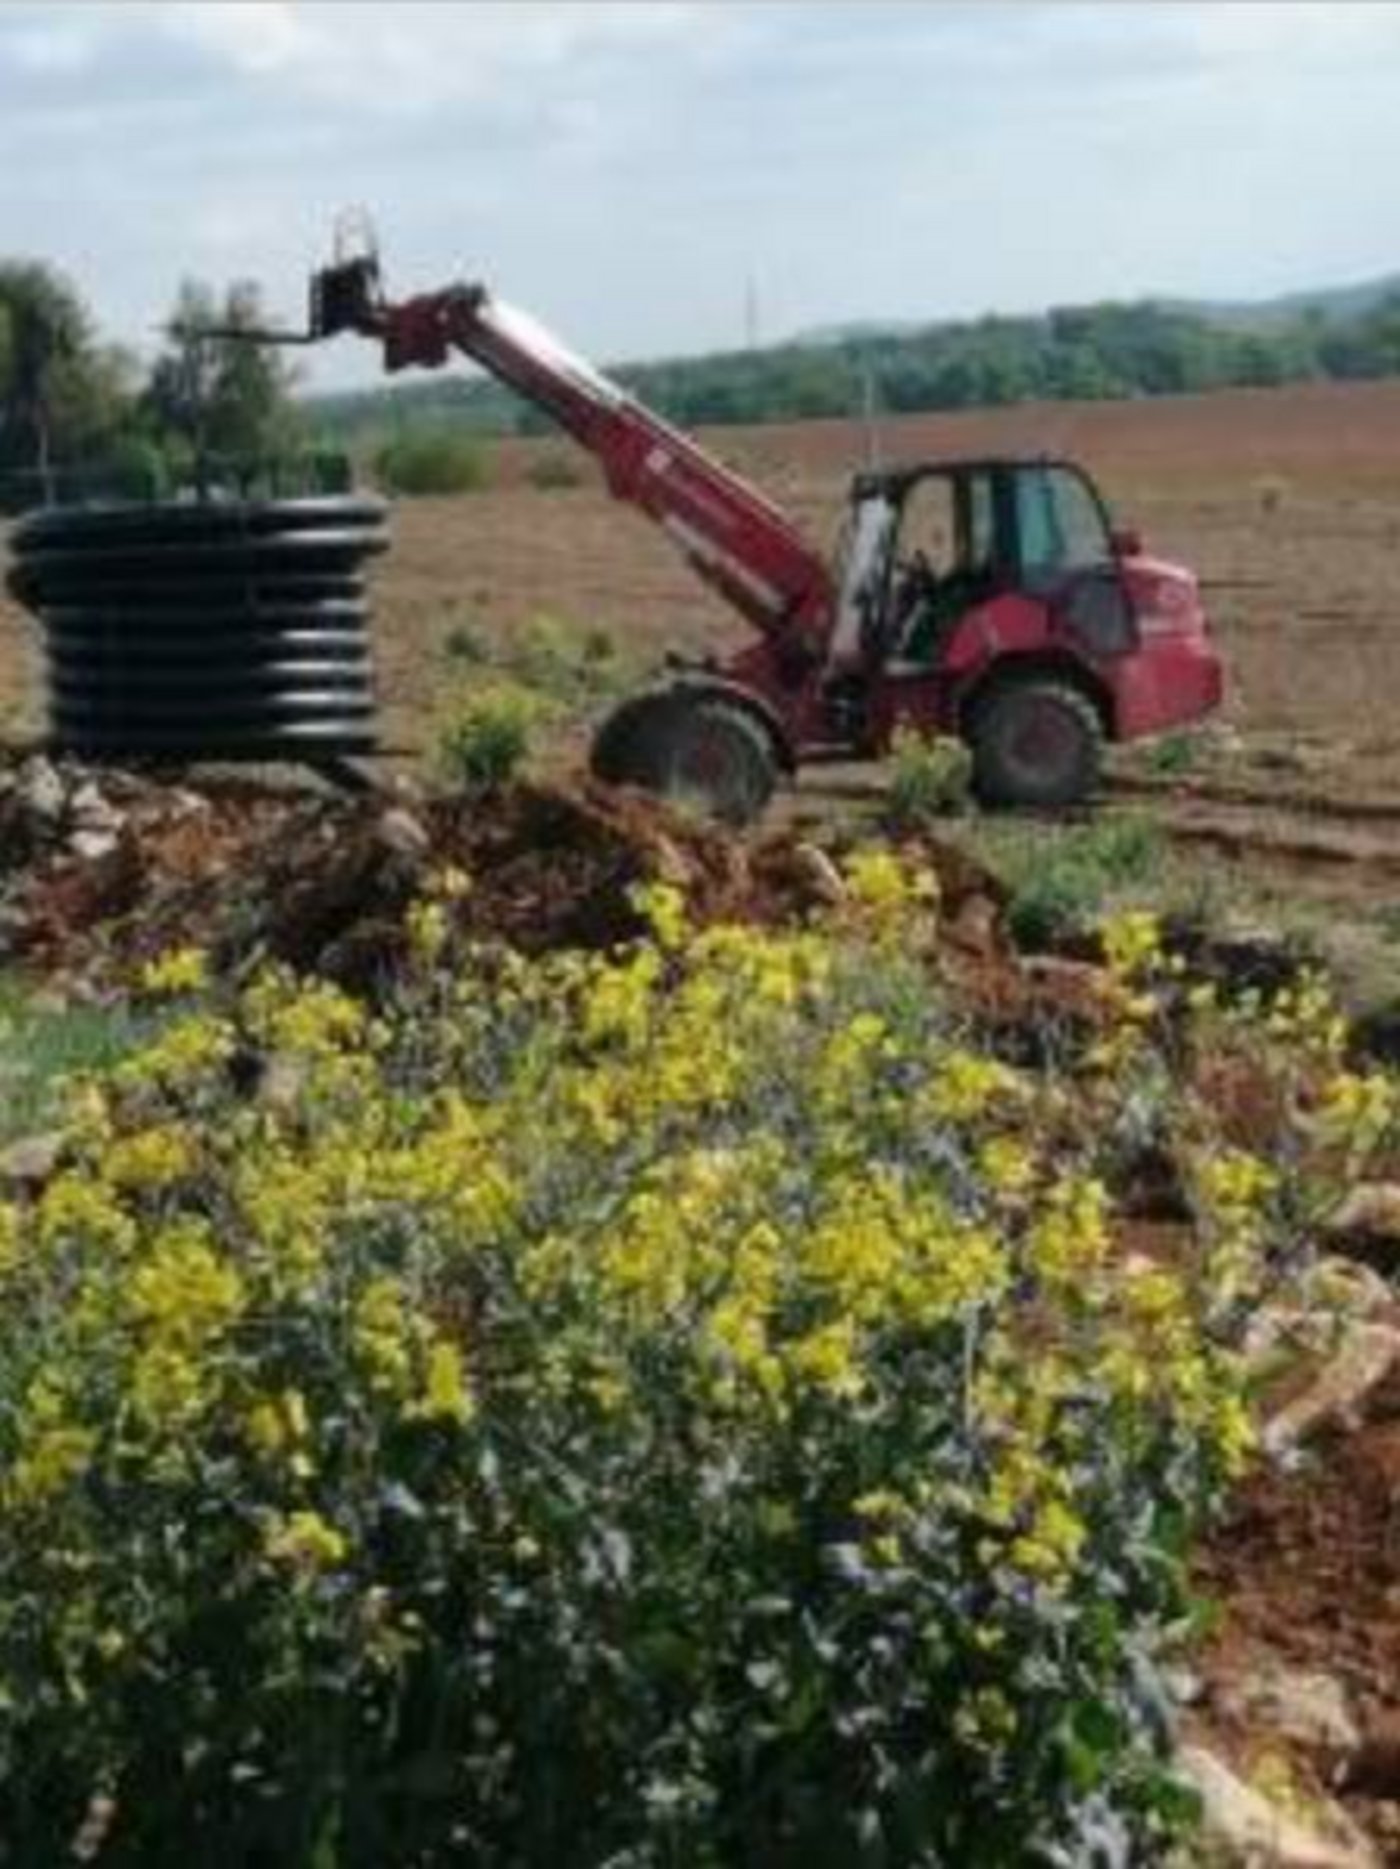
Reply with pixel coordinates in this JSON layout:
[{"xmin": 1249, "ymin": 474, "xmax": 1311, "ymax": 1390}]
[
  {"xmin": 591, "ymin": 692, "xmax": 777, "ymax": 826},
  {"xmin": 969, "ymin": 679, "xmax": 1102, "ymax": 808}
]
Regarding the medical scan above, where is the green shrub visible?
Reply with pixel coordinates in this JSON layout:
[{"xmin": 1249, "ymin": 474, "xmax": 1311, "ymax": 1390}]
[
  {"xmin": 582, "ymin": 625, "xmax": 617, "ymax": 665},
  {"xmin": 374, "ymin": 429, "xmax": 491, "ymax": 496},
  {"xmin": 443, "ymin": 619, "xmax": 490, "ymax": 664},
  {"xmin": 1145, "ymin": 733, "xmax": 1201, "ymax": 777},
  {"xmin": 0, "ymin": 980, "xmax": 157, "ymax": 1141},
  {"xmin": 434, "ymin": 680, "xmax": 545, "ymax": 793},
  {"xmin": 504, "ymin": 613, "xmax": 634, "ymax": 705},
  {"xmin": 885, "ymin": 726, "xmax": 973, "ymax": 830},
  {"xmin": 987, "ymin": 815, "xmax": 1167, "ymax": 950}
]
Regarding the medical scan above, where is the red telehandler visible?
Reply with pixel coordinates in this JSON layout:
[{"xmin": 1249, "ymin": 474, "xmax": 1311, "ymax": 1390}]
[{"xmin": 286, "ymin": 241, "xmax": 1223, "ymax": 821}]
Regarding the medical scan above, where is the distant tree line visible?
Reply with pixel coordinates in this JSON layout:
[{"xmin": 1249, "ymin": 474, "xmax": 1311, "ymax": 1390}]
[
  {"xmin": 0, "ymin": 261, "xmax": 305, "ymax": 513},
  {"xmin": 311, "ymin": 290, "xmax": 1400, "ymax": 448},
  {"xmin": 6, "ymin": 258, "xmax": 1399, "ymax": 510}
]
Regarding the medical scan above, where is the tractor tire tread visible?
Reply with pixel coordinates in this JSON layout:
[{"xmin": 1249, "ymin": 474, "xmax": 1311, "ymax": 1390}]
[{"xmin": 969, "ymin": 678, "xmax": 1102, "ymax": 809}]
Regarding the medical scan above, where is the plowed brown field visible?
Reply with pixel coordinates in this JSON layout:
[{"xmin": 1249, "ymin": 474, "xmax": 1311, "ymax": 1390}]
[{"xmin": 3, "ymin": 377, "xmax": 1399, "ymax": 897}]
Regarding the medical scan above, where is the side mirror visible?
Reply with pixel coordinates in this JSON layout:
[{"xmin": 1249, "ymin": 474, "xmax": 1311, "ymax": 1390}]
[{"xmin": 1110, "ymin": 526, "xmax": 1143, "ymax": 558}]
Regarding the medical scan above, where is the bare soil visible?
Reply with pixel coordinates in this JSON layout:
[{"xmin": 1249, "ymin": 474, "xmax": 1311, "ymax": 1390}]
[{"xmin": 1195, "ymin": 1365, "xmax": 1400, "ymax": 1862}]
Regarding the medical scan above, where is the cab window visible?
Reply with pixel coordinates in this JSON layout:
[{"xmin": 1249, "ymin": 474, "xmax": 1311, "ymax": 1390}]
[
  {"xmin": 900, "ymin": 475, "xmax": 957, "ymax": 568},
  {"xmin": 1015, "ymin": 466, "xmax": 1111, "ymax": 577},
  {"xmin": 900, "ymin": 468, "xmax": 998, "ymax": 576}
]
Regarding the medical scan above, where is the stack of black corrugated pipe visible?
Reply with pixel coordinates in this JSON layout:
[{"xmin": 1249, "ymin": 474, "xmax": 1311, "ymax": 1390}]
[{"xmin": 5, "ymin": 498, "xmax": 387, "ymax": 760}]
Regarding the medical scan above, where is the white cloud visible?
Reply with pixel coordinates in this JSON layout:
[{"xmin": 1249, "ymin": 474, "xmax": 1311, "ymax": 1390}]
[
  {"xmin": 0, "ymin": 15, "xmax": 99, "ymax": 75},
  {"xmin": 154, "ymin": 3, "xmax": 311, "ymax": 77},
  {"xmin": 148, "ymin": 1, "xmax": 705, "ymax": 115}
]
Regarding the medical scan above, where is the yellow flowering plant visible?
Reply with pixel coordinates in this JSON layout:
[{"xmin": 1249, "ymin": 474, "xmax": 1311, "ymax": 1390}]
[{"xmin": 0, "ymin": 858, "xmax": 1389, "ymax": 1865}]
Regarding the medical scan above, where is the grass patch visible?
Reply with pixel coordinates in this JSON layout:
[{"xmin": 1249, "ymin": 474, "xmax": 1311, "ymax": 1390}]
[
  {"xmin": 437, "ymin": 610, "xmax": 640, "ymax": 755},
  {"xmin": 957, "ymin": 813, "xmax": 1232, "ymax": 950},
  {"xmin": 0, "ymin": 980, "xmax": 157, "ymax": 1140}
]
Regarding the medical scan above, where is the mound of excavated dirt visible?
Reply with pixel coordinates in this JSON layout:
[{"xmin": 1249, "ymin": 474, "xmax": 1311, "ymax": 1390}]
[
  {"xmin": 1191, "ymin": 1362, "xmax": 1400, "ymax": 1862},
  {"xmin": 0, "ymin": 753, "xmax": 1012, "ymax": 994}
]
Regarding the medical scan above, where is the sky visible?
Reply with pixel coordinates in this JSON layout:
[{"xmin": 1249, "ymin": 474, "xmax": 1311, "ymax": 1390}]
[{"xmin": 0, "ymin": 0, "xmax": 1397, "ymax": 393}]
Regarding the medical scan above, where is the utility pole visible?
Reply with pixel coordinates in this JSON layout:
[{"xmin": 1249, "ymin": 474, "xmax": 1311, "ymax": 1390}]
[
  {"xmin": 744, "ymin": 273, "xmax": 759, "ymax": 351},
  {"xmin": 860, "ymin": 359, "xmax": 883, "ymax": 469}
]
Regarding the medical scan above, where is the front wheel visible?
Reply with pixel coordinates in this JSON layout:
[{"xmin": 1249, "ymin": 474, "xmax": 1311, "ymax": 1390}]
[
  {"xmin": 591, "ymin": 692, "xmax": 778, "ymax": 827},
  {"xmin": 968, "ymin": 679, "xmax": 1102, "ymax": 808}
]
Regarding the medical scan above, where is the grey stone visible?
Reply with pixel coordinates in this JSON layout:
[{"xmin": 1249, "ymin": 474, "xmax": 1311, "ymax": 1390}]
[
  {"xmin": 1214, "ymin": 1666, "xmax": 1360, "ymax": 1755},
  {"xmin": 1178, "ymin": 1744, "xmax": 1377, "ymax": 1867},
  {"xmin": 19, "ymin": 758, "xmax": 65, "ymax": 822},
  {"xmin": 1262, "ymin": 1322, "xmax": 1400, "ymax": 1454},
  {"xmin": 375, "ymin": 807, "xmax": 432, "ymax": 859},
  {"xmin": 0, "ymin": 1130, "xmax": 65, "ymax": 1189},
  {"xmin": 789, "ymin": 842, "xmax": 847, "ymax": 906},
  {"xmin": 69, "ymin": 829, "xmax": 122, "ymax": 862},
  {"xmin": 256, "ymin": 1052, "xmax": 311, "ymax": 1112},
  {"xmin": 1325, "ymin": 1183, "xmax": 1400, "ymax": 1246},
  {"xmin": 69, "ymin": 781, "xmax": 123, "ymax": 834}
]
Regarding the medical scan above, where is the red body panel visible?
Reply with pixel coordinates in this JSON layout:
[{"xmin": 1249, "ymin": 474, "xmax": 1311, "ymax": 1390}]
[{"xmin": 1109, "ymin": 553, "xmax": 1224, "ymax": 735}]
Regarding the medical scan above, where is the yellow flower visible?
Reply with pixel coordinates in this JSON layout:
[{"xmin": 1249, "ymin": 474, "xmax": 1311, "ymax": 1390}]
[
  {"xmin": 1100, "ymin": 909, "xmax": 1161, "ymax": 979},
  {"xmin": 407, "ymin": 900, "xmax": 450, "ymax": 963},
  {"xmin": 4, "ymin": 1372, "xmax": 97, "ymax": 1508},
  {"xmin": 978, "ymin": 1136, "xmax": 1036, "ymax": 1198},
  {"xmin": 852, "ymin": 1489, "xmax": 908, "ymax": 1522},
  {"xmin": 409, "ymin": 1340, "xmax": 475, "ymax": 1427},
  {"xmin": 265, "ymin": 1509, "xmax": 348, "ymax": 1571},
  {"xmin": 37, "ymin": 1174, "xmax": 137, "ymax": 1258},
  {"xmin": 429, "ymin": 864, "xmax": 472, "ymax": 901},
  {"xmin": 242, "ymin": 974, "xmax": 365, "ymax": 1058},
  {"xmin": 128, "ymin": 1221, "xmax": 245, "ymax": 1342},
  {"xmin": 102, "ymin": 1125, "xmax": 194, "ymax": 1193},
  {"xmin": 1198, "ymin": 1150, "xmax": 1276, "ymax": 1216},
  {"xmin": 844, "ymin": 847, "xmax": 938, "ymax": 923},
  {"xmin": 353, "ymin": 1277, "xmax": 414, "ymax": 1398},
  {"xmin": 245, "ymin": 1388, "xmax": 315, "ymax": 1476},
  {"xmin": 115, "ymin": 1014, "xmax": 235, "ymax": 1089},
  {"xmin": 1314, "ymin": 1070, "xmax": 1397, "ymax": 1158},
  {"xmin": 1010, "ymin": 1496, "xmax": 1087, "ymax": 1586},
  {"xmin": 0, "ymin": 1200, "xmax": 21, "ymax": 1279},
  {"xmin": 138, "ymin": 946, "xmax": 208, "ymax": 996},
  {"xmin": 1027, "ymin": 1176, "xmax": 1110, "ymax": 1288},
  {"xmin": 784, "ymin": 1316, "xmax": 864, "ymax": 1400},
  {"xmin": 923, "ymin": 1050, "xmax": 1022, "ymax": 1123},
  {"xmin": 954, "ymin": 1687, "xmax": 1018, "ymax": 1749},
  {"xmin": 631, "ymin": 880, "xmax": 688, "ymax": 951}
]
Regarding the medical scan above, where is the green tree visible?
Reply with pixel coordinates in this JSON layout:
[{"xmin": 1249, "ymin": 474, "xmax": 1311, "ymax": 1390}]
[
  {"xmin": 147, "ymin": 277, "xmax": 300, "ymax": 484},
  {"xmin": 0, "ymin": 260, "xmax": 124, "ymax": 498}
]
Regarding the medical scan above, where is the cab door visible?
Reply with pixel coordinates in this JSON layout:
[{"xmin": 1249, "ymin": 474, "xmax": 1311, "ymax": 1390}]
[
  {"xmin": 888, "ymin": 465, "xmax": 1003, "ymax": 664},
  {"xmin": 1008, "ymin": 463, "xmax": 1136, "ymax": 658}
]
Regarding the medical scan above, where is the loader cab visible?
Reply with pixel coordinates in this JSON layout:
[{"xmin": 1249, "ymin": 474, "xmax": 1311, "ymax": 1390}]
[{"xmin": 839, "ymin": 456, "xmax": 1136, "ymax": 671}]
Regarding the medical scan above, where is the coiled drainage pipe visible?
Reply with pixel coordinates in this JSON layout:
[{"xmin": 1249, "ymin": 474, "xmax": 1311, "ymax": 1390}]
[{"xmin": 5, "ymin": 497, "xmax": 387, "ymax": 760}]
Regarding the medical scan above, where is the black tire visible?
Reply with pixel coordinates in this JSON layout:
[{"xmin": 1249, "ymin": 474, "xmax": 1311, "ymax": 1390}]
[
  {"xmin": 969, "ymin": 679, "xmax": 1102, "ymax": 808},
  {"xmin": 591, "ymin": 692, "xmax": 777, "ymax": 826}
]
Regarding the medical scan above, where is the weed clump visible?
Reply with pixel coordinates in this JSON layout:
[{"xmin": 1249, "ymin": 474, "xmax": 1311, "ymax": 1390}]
[
  {"xmin": 434, "ymin": 680, "xmax": 546, "ymax": 794},
  {"xmin": 885, "ymin": 726, "xmax": 973, "ymax": 830},
  {"xmin": 992, "ymin": 814, "xmax": 1167, "ymax": 949}
]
